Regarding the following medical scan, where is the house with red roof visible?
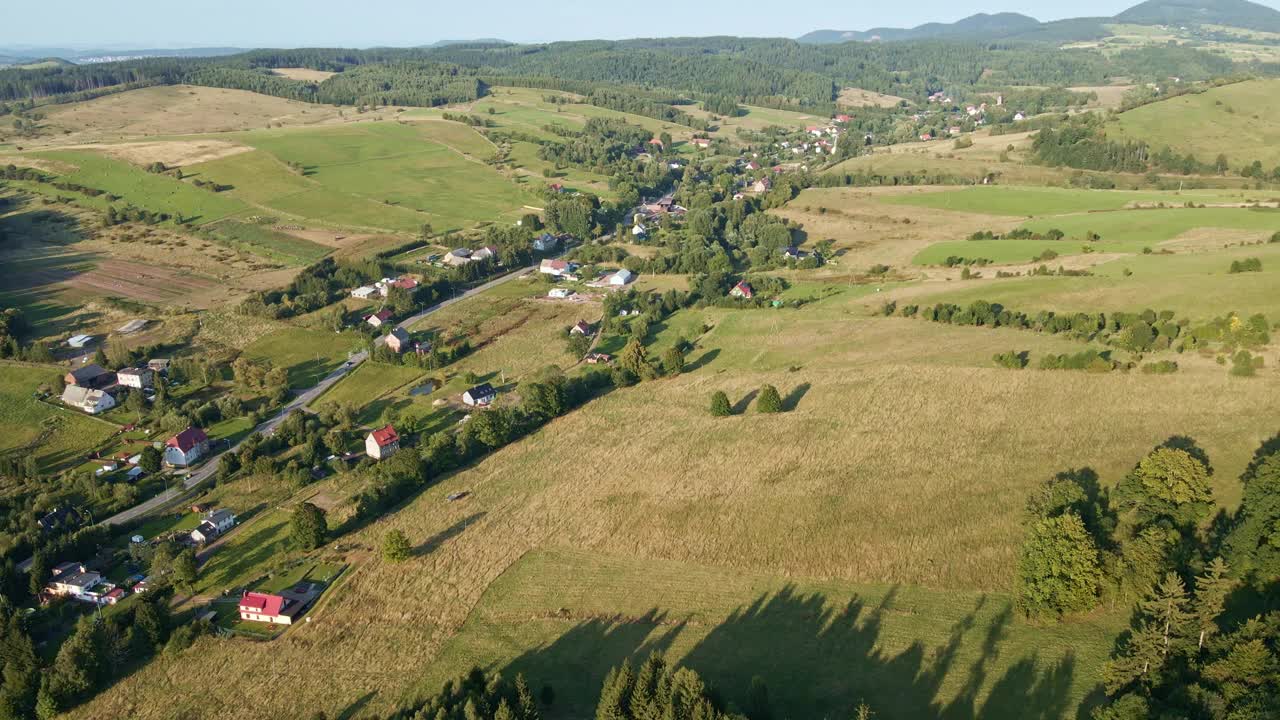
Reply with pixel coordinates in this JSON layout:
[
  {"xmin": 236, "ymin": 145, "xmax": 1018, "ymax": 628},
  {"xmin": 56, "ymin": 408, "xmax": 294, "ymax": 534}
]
[
  {"xmin": 164, "ymin": 427, "xmax": 209, "ymax": 467},
  {"xmin": 730, "ymin": 281, "xmax": 754, "ymax": 299},
  {"xmin": 239, "ymin": 584, "xmax": 321, "ymax": 625},
  {"xmin": 365, "ymin": 424, "xmax": 400, "ymax": 460},
  {"xmin": 365, "ymin": 310, "xmax": 394, "ymax": 328},
  {"xmin": 835, "ymin": 114, "xmax": 853, "ymax": 123}
]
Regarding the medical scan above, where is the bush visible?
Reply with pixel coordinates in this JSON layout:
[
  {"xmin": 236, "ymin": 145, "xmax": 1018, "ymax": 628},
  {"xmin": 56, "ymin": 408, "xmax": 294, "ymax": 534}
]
[
  {"xmin": 382, "ymin": 529, "xmax": 411, "ymax": 562},
  {"xmin": 993, "ymin": 350, "xmax": 1029, "ymax": 369},
  {"xmin": 1230, "ymin": 350, "xmax": 1257, "ymax": 377},
  {"xmin": 756, "ymin": 384, "xmax": 782, "ymax": 414},
  {"xmin": 709, "ymin": 390, "xmax": 732, "ymax": 417},
  {"xmin": 1228, "ymin": 258, "xmax": 1263, "ymax": 274},
  {"xmin": 1140, "ymin": 360, "xmax": 1178, "ymax": 374}
]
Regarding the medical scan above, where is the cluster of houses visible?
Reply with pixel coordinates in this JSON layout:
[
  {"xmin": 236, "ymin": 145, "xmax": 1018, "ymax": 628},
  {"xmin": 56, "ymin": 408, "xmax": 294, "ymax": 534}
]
[
  {"xmin": 41, "ymin": 561, "xmax": 138, "ymax": 607},
  {"xmin": 351, "ymin": 275, "xmax": 420, "ymax": 300},
  {"xmin": 59, "ymin": 359, "xmax": 167, "ymax": 415}
]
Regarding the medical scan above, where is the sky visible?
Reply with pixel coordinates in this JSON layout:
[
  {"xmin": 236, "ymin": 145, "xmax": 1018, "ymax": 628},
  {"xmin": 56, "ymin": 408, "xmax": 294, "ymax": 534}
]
[{"xmin": 4, "ymin": 0, "xmax": 1280, "ymax": 49}]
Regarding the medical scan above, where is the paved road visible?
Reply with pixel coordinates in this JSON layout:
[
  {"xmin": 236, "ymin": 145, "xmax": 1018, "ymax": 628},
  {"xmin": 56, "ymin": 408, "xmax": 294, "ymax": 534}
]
[
  {"xmin": 101, "ymin": 351, "xmax": 368, "ymax": 527},
  {"xmin": 100, "ymin": 261, "xmax": 541, "ymax": 528}
]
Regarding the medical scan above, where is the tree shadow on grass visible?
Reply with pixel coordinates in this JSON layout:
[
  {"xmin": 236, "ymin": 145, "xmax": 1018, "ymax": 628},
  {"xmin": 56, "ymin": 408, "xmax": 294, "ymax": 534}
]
[
  {"xmin": 782, "ymin": 382, "xmax": 811, "ymax": 411},
  {"xmin": 684, "ymin": 348, "xmax": 720, "ymax": 373},
  {"xmin": 336, "ymin": 690, "xmax": 377, "ymax": 720},
  {"xmin": 500, "ymin": 585, "xmax": 1082, "ymax": 720},
  {"xmin": 732, "ymin": 389, "xmax": 758, "ymax": 415},
  {"xmin": 415, "ymin": 512, "xmax": 486, "ymax": 557}
]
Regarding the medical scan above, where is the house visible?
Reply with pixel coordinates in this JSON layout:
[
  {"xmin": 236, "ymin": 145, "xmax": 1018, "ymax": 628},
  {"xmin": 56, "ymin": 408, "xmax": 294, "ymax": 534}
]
[
  {"xmin": 365, "ymin": 310, "xmax": 394, "ymax": 328},
  {"xmin": 919, "ymin": 133, "xmax": 933, "ymax": 142},
  {"xmin": 648, "ymin": 137, "xmax": 664, "ymax": 150},
  {"xmin": 745, "ymin": 161, "xmax": 760, "ymax": 171},
  {"xmin": 65, "ymin": 363, "xmax": 113, "ymax": 389},
  {"xmin": 539, "ymin": 259, "xmax": 574, "ymax": 277},
  {"xmin": 533, "ymin": 233, "xmax": 560, "ymax": 252},
  {"xmin": 471, "ymin": 246, "xmax": 499, "ymax": 262},
  {"xmin": 365, "ymin": 424, "xmax": 400, "ymax": 460},
  {"xmin": 730, "ymin": 281, "xmax": 754, "ymax": 299},
  {"xmin": 385, "ymin": 327, "xmax": 412, "ymax": 354},
  {"xmin": 631, "ymin": 224, "xmax": 646, "ymax": 238},
  {"xmin": 66, "ymin": 334, "xmax": 94, "ymax": 349},
  {"xmin": 570, "ymin": 320, "xmax": 594, "ymax": 336},
  {"xmin": 389, "ymin": 276, "xmax": 420, "ymax": 292},
  {"xmin": 548, "ymin": 288, "xmax": 574, "ymax": 299},
  {"xmin": 61, "ymin": 385, "xmax": 116, "ymax": 414},
  {"xmin": 688, "ymin": 137, "xmax": 712, "ymax": 149},
  {"xmin": 164, "ymin": 427, "xmax": 210, "ymax": 467},
  {"xmin": 948, "ymin": 126, "xmax": 962, "ymax": 136},
  {"xmin": 462, "ymin": 383, "xmax": 496, "ymax": 407},
  {"xmin": 548, "ymin": 183, "xmax": 564, "ymax": 194},
  {"xmin": 37, "ymin": 507, "xmax": 82, "ymax": 532},
  {"xmin": 835, "ymin": 114, "xmax": 853, "ymax": 123},
  {"xmin": 1014, "ymin": 112, "xmax": 1026, "ymax": 121},
  {"xmin": 147, "ymin": 358, "xmax": 171, "ymax": 373},
  {"xmin": 752, "ymin": 178, "xmax": 772, "ymax": 193},
  {"xmin": 782, "ymin": 246, "xmax": 806, "ymax": 261},
  {"xmin": 116, "ymin": 366, "xmax": 154, "ymax": 389},
  {"xmin": 239, "ymin": 584, "xmax": 320, "ymax": 625},
  {"xmin": 806, "ymin": 126, "xmax": 825, "ymax": 136},
  {"xmin": 126, "ymin": 466, "xmax": 144, "ymax": 481},
  {"xmin": 47, "ymin": 562, "xmax": 102, "ymax": 599},
  {"xmin": 442, "ymin": 248, "xmax": 473, "ymax": 267},
  {"xmin": 585, "ymin": 353, "xmax": 613, "ymax": 365},
  {"xmin": 102, "ymin": 588, "xmax": 126, "ymax": 605},
  {"xmin": 191, "ymin": 509, "xmax": 236, "ymax": 544},
  {"xmin": 607, "ymin": 269, "xmax": 635, "ymax": 287},
  {"xmin": 351, "ymin": 285, "xmax": 378, "ymax": 300}
]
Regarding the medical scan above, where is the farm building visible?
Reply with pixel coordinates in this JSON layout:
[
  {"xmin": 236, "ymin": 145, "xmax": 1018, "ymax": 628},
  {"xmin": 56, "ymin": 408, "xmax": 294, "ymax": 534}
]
[
  {"xmin": 442, "ymin": 248, "xmax": 473, "ymax": 267},
  {"xmin": 66, "ymin": 334, "xmax": 94, "ymax": 349},
  {"xmin": 385, "ymin": 327, "xmax": 412, "ymax": 354},
  {"xmin": 351, "ymin": 286, "xmax": 378, "ymax": 300},
  {"xmin": 165, "ymin": 427, "xmax": 210, "ymax": 467},
  {"xmin": 471, "ymin": 246, "xmax": 499, "ymax": 262},
  {"xmin": 730, "ymin": 281, "xmax": 754, "ymax": 299},
  {"xmin": 61, "ymin": 385, "xmax": 116, "ymax": 414},
  {"xmin": 463, "ymin": 383, "xmax": 497, "ymax": 407},
  {"xmin": 238, "ymin": 584, "xmax": 320, "ymax": 625},
  {"xmin": 365, "ymin": 310, "xmax": 394, "ymax": 328},
  {"xmin": 116, "ymin": 366, "xmax": 154, "ymax": 389},
  {"xmin": 65, "ymin": 363, "xmax": 114, "ymax": 389},
  {"xmin": 116, "ymin": 319, "xmax": 149, "ymax": 334},
  {"xmin": 365, "ymin": 424, "xmax": 400, "ymax": 460},
  {"xmin": 548, "ymin": 288, "xmax": 574, "ymax": 299},
  {"xmin": 608, "ymin": 269, "xmax": 635, "ymax": 287}
]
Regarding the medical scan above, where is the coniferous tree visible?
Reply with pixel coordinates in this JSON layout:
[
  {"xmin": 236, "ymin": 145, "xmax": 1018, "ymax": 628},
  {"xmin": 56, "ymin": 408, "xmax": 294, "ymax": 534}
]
[
  {"xmin": 709, "ymin": 391, "xmax": 732, "ymax": 417},
  {"xmin": 756, "ymin": 385, "xmax": 782, "ymax": 414}
]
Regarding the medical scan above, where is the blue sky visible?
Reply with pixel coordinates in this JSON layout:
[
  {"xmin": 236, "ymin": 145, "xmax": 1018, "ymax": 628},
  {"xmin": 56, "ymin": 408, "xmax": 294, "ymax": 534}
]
[{"xmin": 4, "ymin": 0, "xmax": 1279, "ymax": 48}]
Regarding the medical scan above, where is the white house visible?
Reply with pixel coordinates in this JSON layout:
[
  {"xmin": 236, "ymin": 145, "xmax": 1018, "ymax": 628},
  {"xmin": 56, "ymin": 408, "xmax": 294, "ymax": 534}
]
[
  {"xmin": 47, "ymin": 562, "xmax": 102, "ymax": 599},
  {"xmin": 116, "ymin": 366, "xmax": 154, "ymax": 389},
  {"xmin": 632, "ymin": 224, "xmax": 646, "ymax": 237},
  {"xmin": 471, "ymin": 245, "xmax": 499, "ymax": 261},
  {"xmin": 608, "ymin": 269, "xmax": 635, "ymax": 287},
  {"xmin": 463, "ymin": 383, "xmax": 497, "ymax": 407},
  {"xmin": 365, "ymin": 424, "xmax": 400, "ymax": 460},
  {"xmin": 191, "ymin": 508, "xmax": 236, "ymax": 543},
  {"xmin": 540, "ymin": 259, "xmax": 575, "ymax": 277},
  {"xmin": 60, "ymin": 385, "xmax": 116, "ymax": 415},
  {"xmin": 351, "ymin": 286, "xmax": 378, "ymax": 300},
  {"xmin": 164, "ymin": 427, "xmax": 210, "ymax": 467}
]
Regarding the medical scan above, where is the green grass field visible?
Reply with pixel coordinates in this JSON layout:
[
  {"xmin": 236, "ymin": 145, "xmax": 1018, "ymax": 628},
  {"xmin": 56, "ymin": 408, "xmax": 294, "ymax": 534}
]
[
  {"xmin": 883, "ymin": 186, "xmax": 1260, "ymax": 217},
  {"xmin": 193, "ymin": 508, "xmax": 295, "ymax": 595},
  {"xmin": 202, "ymin": 219, "xmax": 331, "ymax": 265},
  {"xmin": 33, "ymin": 150, "xmax": 249, "ymax": 225},
  {"xmin": 240, "ymin": 327, "xmax": 358, "ymax": 388},
  {"xmin": 426, "ymin": 548, "xmax": 1123, "ymax": 719},
  {"xmin": 1110, "ymin": 79, "xmax": 1280, "ymax": 171},
  {"xmin": 0, "ymin": 362, "xmax": 118, "ymax": 470}
]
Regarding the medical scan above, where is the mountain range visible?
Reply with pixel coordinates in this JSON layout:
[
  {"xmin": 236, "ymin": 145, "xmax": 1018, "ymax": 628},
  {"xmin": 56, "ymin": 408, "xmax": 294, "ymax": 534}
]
[{"xmin": 799, "ymin": 0, "xmax": 1280, "ymax": 43}]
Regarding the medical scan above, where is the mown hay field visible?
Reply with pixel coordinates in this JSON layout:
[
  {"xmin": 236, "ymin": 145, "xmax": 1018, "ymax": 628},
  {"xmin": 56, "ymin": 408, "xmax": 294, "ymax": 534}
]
[
  {"xmin": 81, "ymin": 294, "xmax": 1280, "ymax": 720},
  {"xmin": 240, "ymin": 327, "xmax": 360, "ymax": 388},
  {"xmin": 0, "ymin": 362, "xmax": 118, "ymax": 471}
]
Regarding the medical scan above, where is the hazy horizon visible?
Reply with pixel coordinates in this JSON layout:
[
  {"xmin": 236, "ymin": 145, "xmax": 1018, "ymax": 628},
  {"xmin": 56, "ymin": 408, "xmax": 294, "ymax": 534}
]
[{"xmin": 7, "ymin": 0, "xmax": 1280, "ymax": 50}]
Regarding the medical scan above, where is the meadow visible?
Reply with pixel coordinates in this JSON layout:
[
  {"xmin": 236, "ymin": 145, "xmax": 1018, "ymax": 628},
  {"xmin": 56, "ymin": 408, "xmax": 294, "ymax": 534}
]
[
  {"xmin": 80, "ymin": 289, "xmax": 1280, "ymax": 719},
  {"xmin": 1109, "ymin": 79, "xmax": 1280, "ymax": 171},
  {"xmin": 240, "ymin": 327, "xmax": 359, "ymax": 388}
]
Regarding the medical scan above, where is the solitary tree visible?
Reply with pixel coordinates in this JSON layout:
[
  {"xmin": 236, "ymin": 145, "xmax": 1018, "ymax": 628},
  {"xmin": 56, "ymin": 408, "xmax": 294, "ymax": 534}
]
[
  {"xmin": 756, "ymin": 384, "xmax": 783, "ymax": 414},
  {"xmin": 139, "ymin": 446, "xmax": 162, "ymax": 474},
  {"xmin": 661, "ymin": 347, "xmax": 684, "ymax": 376},
  {"xmin": 709, "ymin": 391, "xmax": 732, "ymax": 417},
  {"xmin": 620, "ymin": 339, "xmax": 648, "ymax": 378},
  {"xmin": 290, "ymin": 502, "xmax": 328, "ymax": 551},
  {"xmin": 382, "ymin": 529, "xmax": 412, "ymax": 562}
]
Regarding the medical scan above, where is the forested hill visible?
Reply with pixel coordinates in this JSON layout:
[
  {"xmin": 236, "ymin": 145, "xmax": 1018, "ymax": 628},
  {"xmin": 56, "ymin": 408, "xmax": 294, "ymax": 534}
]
[
  {"xmin": 802, "ymin": 0, "xmax": 1280, "ymax": 43},
  {"xmin": 0, "ymin": 36, "xmax": 1267, "ymax": 110}
]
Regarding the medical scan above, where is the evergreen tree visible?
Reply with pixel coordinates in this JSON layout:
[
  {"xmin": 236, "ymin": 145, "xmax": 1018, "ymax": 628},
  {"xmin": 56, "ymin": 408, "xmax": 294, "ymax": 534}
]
[
  {"xmin": 756, "ymin": 385, "xmax": 782, "ymax": 414},
  {"xmin": 619, "ymin": 339, "xmax": 648, "ymax": 378},
  {"xmin": 290, "ymin": 502, "xmax": 328, "ymax": 550},
  {"xmin": 661, "ymin": 347, "xmax": 684, "ymax": 376},
  {"xmin": 709, "ymin": 391, "xmax": 732, "ymax": 417},
  {"xmin": 382, "ymin": 529, "xmax": 412, "ymax": 562}
]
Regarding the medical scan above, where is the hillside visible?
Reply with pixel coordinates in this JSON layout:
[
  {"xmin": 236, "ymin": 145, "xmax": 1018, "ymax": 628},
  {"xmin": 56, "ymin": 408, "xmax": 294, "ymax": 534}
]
[
  {"xmin": 1110, "ymin": 78, "xmax": 1280, "ymax": 170},
  {"xmin": 1115, "ymin": 0, "xmax": 1280, "ymax": 32},
  {"xmin": 799, "ymin": 13, "xmax": 1042, "ymax": 42}
]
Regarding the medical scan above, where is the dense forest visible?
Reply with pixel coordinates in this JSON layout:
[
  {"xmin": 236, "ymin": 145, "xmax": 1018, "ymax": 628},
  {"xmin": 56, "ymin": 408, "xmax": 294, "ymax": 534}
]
[{"xmin": 0, "ymin": 37, "xmax": 1270, "ymax": 109}]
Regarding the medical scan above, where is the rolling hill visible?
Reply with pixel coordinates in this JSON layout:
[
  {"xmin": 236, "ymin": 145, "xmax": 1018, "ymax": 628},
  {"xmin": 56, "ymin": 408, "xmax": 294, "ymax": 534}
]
[
  {"xmin": 1114, "ymin": 0, "xmax": 1280, "ymax": 31},
  {"xmin": 800, "ymin": 13, "xmax": 1042, "ymax": 43}
]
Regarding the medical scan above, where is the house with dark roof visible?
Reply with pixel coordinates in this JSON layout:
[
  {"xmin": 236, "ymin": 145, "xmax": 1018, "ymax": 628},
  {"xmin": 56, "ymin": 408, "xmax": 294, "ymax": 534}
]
[
  {"xmin": 37, "ymin": 506, "xmax": 83, "ymax": 532},
  {"xmin": 365, "ymin": 424, "xmax": 400, "ymax": 460},
  {"xmin": 462, "ymin": 383, "xmax": 496, "ymax": 407},
  {"xmin": 164, "ymin": 427, "xmax": 210, "ymax": 467},
  {"xmin": 64, "ymin": 364, "xmax": 114, "ymax": 389},
  {"xmin": 385, "ymin": 327, "xmax": 412, "ymax": 354},
  {"xmin": 116, "ymin": 366, "xmax": 154, "ymax": 389},
  {"xmin": 191, "ymin": 508, "xmax": 237, "ymax": 543},
  {"xmin": 570, "ymin": 320, "xmax": 594, "ymax": 336}
]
